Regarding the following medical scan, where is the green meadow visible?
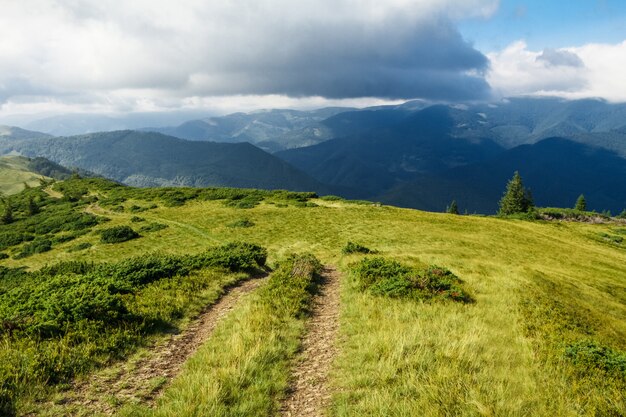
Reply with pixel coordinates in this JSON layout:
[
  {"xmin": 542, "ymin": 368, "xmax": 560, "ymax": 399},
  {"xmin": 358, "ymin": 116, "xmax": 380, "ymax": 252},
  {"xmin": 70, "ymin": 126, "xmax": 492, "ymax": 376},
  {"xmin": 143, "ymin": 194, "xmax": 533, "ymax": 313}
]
[{"xmin": 1, "ymin": 178, "xmax": 625, "ymax": 416}]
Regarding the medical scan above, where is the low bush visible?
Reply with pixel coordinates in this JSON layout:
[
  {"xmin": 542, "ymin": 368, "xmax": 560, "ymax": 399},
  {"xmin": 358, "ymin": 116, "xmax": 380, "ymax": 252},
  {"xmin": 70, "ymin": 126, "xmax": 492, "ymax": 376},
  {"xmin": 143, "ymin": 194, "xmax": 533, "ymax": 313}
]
[
  {"xmin": 565, "ymin": 340, "xmax": 626, "ymax": 379},
  {"xmin": 342, "ymin": 241, "xmax": 375, "ymax": 254},
  {"xmin": 224, "ymin": 196, "xmax": 263, "ymax": 209},
  {"xmin": 14, "ymin": 239, "xmax": 52, "ymax": 259},
  {"xmin": 319, "ymin": 195, "xmax": 344, "ymax": 201},
  {"xmin": 0, "ymin": 232, "xmax": 33, "ymax": 251},
  {"xmin": 351, "ymin": 257, "xmax": 472, "ymax": 303},
  {"xmin": 100, "ymin": 226, "xmax": 139, "ymax": 244},
  {"xmin": 228, "ymin": 219, "xmax": 255, "ymax": 228},
  {"xmin": 130, "ymin": 216, "xmax": 145, "ymax": 223},
  {"xmin": 67, "ymin": 242, "xmax": 92, "ymax": 252},
  {"xmin": 598, "ymin": 232, "xmax": 623, "ymax": 245}
]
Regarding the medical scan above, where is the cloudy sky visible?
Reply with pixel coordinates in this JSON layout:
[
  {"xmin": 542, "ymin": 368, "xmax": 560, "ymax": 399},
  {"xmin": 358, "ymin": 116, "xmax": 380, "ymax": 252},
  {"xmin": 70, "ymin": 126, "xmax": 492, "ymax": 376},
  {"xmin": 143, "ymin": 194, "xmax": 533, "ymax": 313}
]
[{"xmin": 1, "ymin": 0, "xmax": 625, "ymax": 119}]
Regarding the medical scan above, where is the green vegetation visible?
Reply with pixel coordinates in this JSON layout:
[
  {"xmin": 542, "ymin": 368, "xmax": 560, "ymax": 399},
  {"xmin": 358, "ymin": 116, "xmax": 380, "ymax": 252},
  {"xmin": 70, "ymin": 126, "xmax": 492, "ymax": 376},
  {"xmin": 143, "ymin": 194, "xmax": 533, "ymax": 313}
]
[
  {"xmin": 0, "ymin": 242, "xmax": 266, "ymax": 415},
  {"xmin": 100, "ymin": 225, "xmax": 139, "ymax": 243},
  {"xmin": 446, "ymin": 199, "xmax": 459, "ymax": 214},
  {"xmin": 351, "ymin": 257, "xmax": 472, "ymax": 302},
  {"xmin": 228, "ymin": 218, "xmax": 255, "ymax": 228},
  {"xmin": 138, "ymin": 222, "xmax": 168, "ymax": 233},
  {"xmin": 0, "ymin": 156, "xmax": 53, "ymax": 196},
  {"xmin": 0, "ymin": 178, "xmax": 625, "ymax": 416},
  {"xmin": 123, "ymin": 253, "xmax": 321, "ymax": 417},
  {"xmin": 498, "ymin": 171, "xmax": 534, "ymax": 215},
  {"xmin": 575, "ymin": 194, "xmax": 587, "ymax": 211},
  {"xmin": 342, "ymin": 241, "xmax": 374, "ymax": 255}
]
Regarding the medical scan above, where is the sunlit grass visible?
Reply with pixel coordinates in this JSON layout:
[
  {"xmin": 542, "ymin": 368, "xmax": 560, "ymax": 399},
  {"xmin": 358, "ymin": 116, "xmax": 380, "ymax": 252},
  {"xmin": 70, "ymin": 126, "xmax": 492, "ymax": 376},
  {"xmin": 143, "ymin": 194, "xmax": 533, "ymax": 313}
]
[{"xmin": 4, "ymin": 185, "xmax": 626, "ymax": 415}]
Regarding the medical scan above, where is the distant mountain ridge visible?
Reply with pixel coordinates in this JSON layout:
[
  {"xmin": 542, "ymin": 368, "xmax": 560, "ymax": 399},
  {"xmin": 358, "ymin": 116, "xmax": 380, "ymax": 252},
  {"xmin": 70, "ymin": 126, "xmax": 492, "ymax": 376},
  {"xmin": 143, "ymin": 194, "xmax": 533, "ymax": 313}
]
[
  {"xmin": 142, "ymin": 107, "xmax": 356, "ymax": 152},
  {"xmin": 276, "ymin": 99, "xmax": 626, "ymax": 213},
  {"xmin": 2, "ymin": 97, "xmax": 626, "ymax": 212},
  {"xmin": 0, "ymin": 130, "xmax": 326, "ymax": 192}
]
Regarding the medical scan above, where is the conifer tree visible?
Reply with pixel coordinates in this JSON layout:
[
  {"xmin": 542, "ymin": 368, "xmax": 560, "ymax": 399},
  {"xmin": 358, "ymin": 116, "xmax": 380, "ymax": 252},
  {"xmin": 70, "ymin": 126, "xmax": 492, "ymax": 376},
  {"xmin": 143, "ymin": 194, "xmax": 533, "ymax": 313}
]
[
  {"xmin": 28, "ymin": 196, "xmax": 39, "ymax": 216},
  {"xmin": 446, "ymin": 200, "xmax": 459, "ymax": 215},
  {"xmin": 498, "ymin": 171, "xmax": 534, "ymax": 215},
  {"xmin": 1, "ymin": 199, "xmax": 13, "ymax": 224},
  {"xmin": 574, "ymin": 194, "xmax": 586, "ymax": 211}
]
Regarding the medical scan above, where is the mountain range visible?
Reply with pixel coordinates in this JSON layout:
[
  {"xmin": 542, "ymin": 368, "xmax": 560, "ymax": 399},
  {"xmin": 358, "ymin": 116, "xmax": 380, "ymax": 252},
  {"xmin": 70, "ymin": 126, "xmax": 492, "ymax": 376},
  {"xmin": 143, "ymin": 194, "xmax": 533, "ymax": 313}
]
[{"xmin": 1, "ymin": 97, "xmax": 626, "ymax": 213}]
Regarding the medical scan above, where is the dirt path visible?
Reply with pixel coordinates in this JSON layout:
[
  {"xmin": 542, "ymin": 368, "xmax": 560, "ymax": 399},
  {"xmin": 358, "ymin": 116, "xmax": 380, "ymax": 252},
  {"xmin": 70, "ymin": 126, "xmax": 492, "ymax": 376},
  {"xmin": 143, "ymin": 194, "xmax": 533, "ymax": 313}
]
[
  {"xmin": 281, "ymin": 266, "xmax": 341, "ymax": 417},
  {"xmin": 67, "ymin": 276, "xmax": 266, "ymax": 415}
]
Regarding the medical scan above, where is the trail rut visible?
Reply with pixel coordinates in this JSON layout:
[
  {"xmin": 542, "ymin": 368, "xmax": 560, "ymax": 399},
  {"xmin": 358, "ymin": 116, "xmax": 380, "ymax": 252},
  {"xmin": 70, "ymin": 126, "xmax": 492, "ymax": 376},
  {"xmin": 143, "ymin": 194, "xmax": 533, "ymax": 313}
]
[
  {"xmin": 281, "ymin": 266, "xmax": 341, "ymax": 417},
  {"xmin": 66, "ymin": 276, "xmax": 265, "ymax": 415}
]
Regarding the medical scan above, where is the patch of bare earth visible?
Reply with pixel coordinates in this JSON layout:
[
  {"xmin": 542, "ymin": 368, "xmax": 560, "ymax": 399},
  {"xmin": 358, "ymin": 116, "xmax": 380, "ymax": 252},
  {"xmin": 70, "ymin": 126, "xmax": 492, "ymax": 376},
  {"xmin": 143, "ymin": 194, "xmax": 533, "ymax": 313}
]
[
  {"xmin": 281, "ymin": 266, "xmax": 341, "ymax": 417},
  {"xmin": 64, "ymin": 276, "xmax": 266, "ymax": 415}
]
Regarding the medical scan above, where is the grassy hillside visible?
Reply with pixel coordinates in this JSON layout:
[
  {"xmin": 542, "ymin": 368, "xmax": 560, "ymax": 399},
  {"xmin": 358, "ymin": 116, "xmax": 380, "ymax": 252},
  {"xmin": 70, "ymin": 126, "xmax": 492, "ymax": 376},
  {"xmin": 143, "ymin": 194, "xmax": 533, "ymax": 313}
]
[
  {"xmin": 0, "ymin": 156, "xmax": 52, "ymax": 195},
  {"xmin": 1, "ymin": 179, "xmax": 625, "ymax": 416}
]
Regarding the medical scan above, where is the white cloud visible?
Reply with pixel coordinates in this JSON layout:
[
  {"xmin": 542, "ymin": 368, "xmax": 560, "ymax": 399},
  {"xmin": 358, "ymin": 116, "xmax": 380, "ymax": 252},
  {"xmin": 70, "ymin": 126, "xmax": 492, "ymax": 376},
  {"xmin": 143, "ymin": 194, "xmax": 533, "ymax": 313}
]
[
  {"xmin": 487, "ymin": 40, "xmax": 626, "ymax": 102},
  {"xmin": 0, "ymin": 0, "xmax": 498, "ymax": 116}
]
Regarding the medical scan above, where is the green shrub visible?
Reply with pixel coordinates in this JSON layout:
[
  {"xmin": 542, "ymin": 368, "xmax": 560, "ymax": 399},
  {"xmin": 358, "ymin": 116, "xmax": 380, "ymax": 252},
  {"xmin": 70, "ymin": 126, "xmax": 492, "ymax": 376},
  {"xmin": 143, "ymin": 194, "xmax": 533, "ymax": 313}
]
[
  {"xmin": 565, "ymin": 340, "xmax": 626, "ymax": 379},
  {"xmin": 228, "ymin": 219, "xmax": 255, "ymax": 228},
  {"xmin": 598, "ymin": 232, "xmax": 624, "ymax": 245},
  {"xmin": 187, "ymin": 242, "xmax": 267, "ymax": 272},
  {"xmin": 14, "ymin": 239, "xmax": 52, "ymax": 259},
  {"xmin": 66, "ymin": 242, "xmax": 92, "ymax": 252},
  {"xmin": 0, "ymin": 253, "xmax": 8, "ymax": 260},
  {"xmin": 100, "ymin": 226, "xmax": 139, "ymax": 244},
  {"xmin": 342, "ymin": 241, "xmax": 375, "ymax": 254},
  {"xmin": 319, "ymin": 195, "xmax": 344, "ymax": 201},
  {"xmin": 224, "ymin": 196, "xmax": 263, "ymax": 209},
  {"xmin": 130, "ymin": 216, "xmax": 145, "ymax": 223},
  {"xmin": 0, "ymin": 232, "xmax": 33, "ymax": 251},
  {"xmin": 128, "ymin": 205, "xmax": 147, "ymax": 213},
  {"xmin": 351, "ymin": 257, "xmax": 472, "ymax": 303}
]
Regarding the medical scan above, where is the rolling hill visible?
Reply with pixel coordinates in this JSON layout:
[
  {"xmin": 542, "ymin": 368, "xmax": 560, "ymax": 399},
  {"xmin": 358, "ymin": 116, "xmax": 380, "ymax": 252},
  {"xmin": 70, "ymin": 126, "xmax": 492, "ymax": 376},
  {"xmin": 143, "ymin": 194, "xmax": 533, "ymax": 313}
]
[
  {"xmin": 0, "ymin": 155, "xmax": 74, "ymax": 195},
  {"xmin": 1, "ymin": 130, "xmax": 326, "ymax": 192}
]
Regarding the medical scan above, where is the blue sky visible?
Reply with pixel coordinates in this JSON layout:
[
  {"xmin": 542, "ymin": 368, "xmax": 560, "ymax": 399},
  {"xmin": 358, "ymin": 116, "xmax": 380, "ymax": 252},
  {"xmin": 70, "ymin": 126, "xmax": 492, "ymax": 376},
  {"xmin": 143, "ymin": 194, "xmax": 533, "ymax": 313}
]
[{"xmin": 460, "ymin": 0, "xmax": 626, "ymax": 52}]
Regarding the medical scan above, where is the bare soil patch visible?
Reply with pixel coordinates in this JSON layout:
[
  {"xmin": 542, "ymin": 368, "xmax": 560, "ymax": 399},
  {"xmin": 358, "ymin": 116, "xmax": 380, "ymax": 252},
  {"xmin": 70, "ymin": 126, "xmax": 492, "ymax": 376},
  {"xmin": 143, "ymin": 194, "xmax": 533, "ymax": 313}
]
[{"xmin": 281, "ymin": 266, "xmax": 341, "ymax": 417}]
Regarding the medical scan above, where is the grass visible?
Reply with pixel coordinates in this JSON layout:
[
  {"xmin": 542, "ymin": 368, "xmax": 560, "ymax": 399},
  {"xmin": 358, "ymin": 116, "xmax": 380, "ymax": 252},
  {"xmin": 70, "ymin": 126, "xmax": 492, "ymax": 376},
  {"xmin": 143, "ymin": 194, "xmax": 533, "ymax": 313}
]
[
  {"xmin": 0, "ymin": 156, "xmax": 50, "ymax": 196},
  {"xmin": 1, "ymin": 179, "xmax": 625, "ymax": 415},
  {"xmin": 121, "ymin": 254, "xmax": 321, "ymax": 417}
]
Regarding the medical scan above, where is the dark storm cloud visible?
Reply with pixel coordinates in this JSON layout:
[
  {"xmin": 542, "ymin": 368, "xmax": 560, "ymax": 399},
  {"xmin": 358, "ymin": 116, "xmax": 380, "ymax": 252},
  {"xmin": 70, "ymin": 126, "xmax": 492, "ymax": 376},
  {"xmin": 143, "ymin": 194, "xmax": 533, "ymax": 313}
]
[
  {"xmin": 186, "ymin": 16, "xmax": 492, "ymax": 100},
  {"xmin": 0, "ymin": 0, "xmax": 498, "ymax": 110}
]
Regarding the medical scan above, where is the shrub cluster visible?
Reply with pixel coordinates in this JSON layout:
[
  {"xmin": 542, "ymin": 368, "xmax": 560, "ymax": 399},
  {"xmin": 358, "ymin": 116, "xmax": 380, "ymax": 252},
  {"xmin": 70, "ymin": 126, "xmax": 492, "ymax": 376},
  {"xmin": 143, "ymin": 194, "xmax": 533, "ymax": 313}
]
[
  {"xmin": 100, "ymin": 225, "xmax": 139, "ymax": 243},
  {"xmin": 228, "ymin": 219, "xmax": 255, "ymax": 228},
  {"xmin": 351, "ymin": 257, "xmax": 472, "ymax": 303},
  {"xmin": 342, "ymin": 241, "xmax": 375, "ymax": 254},
  {"xmin": 0, "ymin": 242, "xmax": 268, "ymax": 412},
  {"xmin": 565, "ymin": 340, "xmax": 626, "ymax": 379}
]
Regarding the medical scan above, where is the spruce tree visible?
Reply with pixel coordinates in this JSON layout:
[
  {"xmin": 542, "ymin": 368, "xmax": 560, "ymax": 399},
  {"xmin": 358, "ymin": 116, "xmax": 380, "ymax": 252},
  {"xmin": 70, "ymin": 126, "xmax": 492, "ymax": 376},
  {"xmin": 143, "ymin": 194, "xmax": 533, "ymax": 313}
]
[
  {"xmin": 28, "ymin": 196, "xmax": 39, "ymax": 216},
  {"xmin": 446, "ymin": 200, "xmax": 459, "ymax": 215},
  {"xmin": 574, "ymin": 194, "xmax": 587, "ymax": 211},
  {"xmin": 1, "ymin": 199, "xmax": 13, "ymax": 224},
  {"xmin": 498, "ymin": 171, "xmax": 534, "ymax": 215}
]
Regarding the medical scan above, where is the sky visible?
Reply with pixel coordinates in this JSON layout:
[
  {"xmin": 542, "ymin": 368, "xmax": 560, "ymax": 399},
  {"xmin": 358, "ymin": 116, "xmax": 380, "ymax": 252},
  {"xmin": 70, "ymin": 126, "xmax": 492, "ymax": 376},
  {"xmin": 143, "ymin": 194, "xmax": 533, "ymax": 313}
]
[{"xmin": 0, "ymin": 0, "xmax": 625, "ymax": 120}]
